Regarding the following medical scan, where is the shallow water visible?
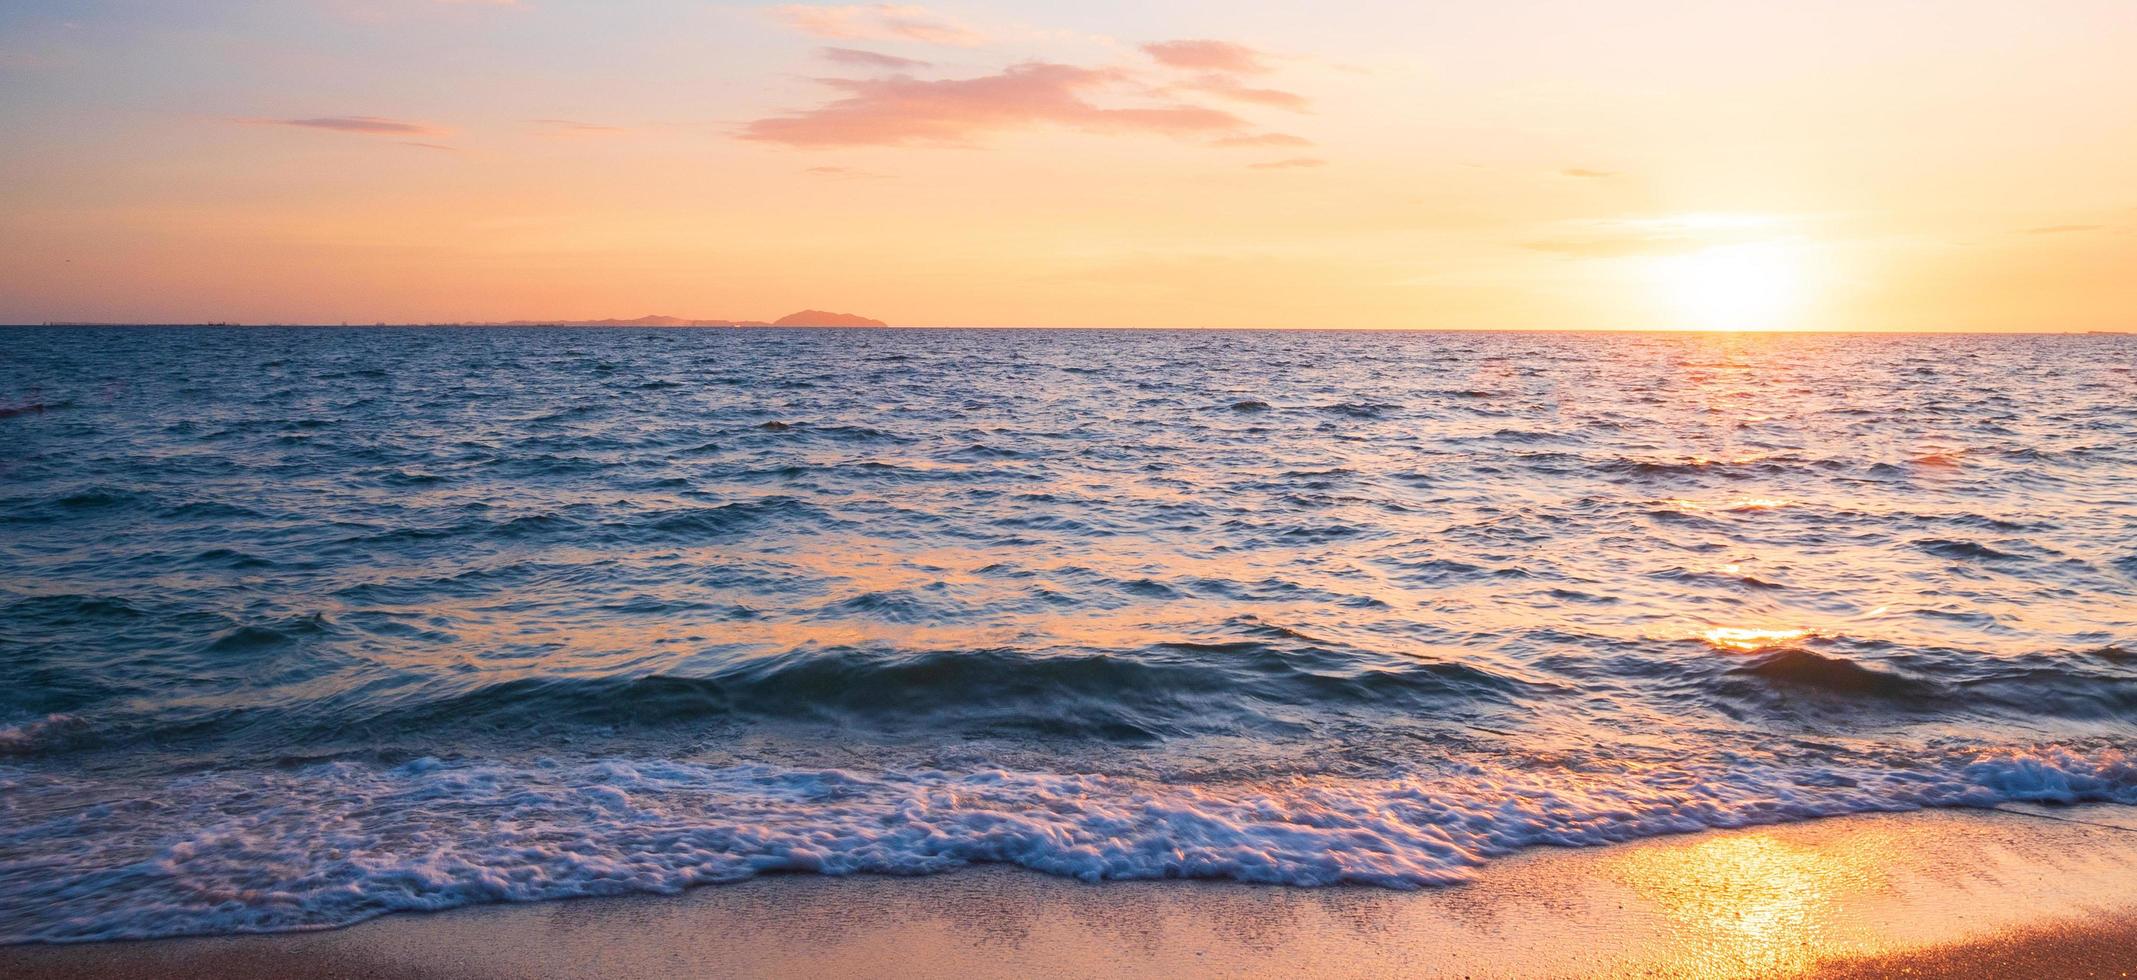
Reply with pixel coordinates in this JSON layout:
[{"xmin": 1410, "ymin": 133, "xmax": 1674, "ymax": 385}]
[{"xmin": 1, "ymin": 326, "xmax": 2133, "ymax": 942}]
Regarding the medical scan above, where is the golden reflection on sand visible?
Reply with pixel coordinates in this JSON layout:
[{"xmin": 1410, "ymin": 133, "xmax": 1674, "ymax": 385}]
[{"xmin": 1604, "ymin": 831, "xmax": 1878, "ymax": 978}]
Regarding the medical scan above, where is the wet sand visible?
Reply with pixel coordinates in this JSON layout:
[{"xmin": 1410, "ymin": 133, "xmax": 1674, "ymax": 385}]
[{"xmin": 5, "ymin": 804, "xmax": 2134, "ymax": 979}]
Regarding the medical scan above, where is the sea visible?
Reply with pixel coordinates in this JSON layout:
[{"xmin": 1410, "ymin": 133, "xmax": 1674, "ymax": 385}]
[{"xmin": 1, "ymin": 326, "xmax": 2132, "ymax": 943}]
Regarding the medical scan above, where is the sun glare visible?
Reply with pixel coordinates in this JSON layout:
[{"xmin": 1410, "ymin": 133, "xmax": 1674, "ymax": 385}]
[
  {"xmin": 1652, "ymin": 243, "xmax": 1808, "ymax": 331},
  {"xmin": 1701, "ymin": 627, "xmax": 1812, "ymax": 653}
]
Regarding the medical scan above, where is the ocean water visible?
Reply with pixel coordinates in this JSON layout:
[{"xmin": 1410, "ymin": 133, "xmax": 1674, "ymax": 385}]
[{"xmin": 1, "ymin": 326, "xmax": 2133, "ymax": 943}]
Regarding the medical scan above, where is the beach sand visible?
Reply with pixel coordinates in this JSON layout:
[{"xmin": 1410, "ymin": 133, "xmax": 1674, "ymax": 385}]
[{"xmin": 5, "ymin": 803, "xmax": 2133, "ymax": 979}]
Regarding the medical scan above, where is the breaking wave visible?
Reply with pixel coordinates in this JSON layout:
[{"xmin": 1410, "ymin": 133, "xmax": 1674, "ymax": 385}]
[{"xmin": 4, "ymin": 746, "xmax": 2132, "ymax": 943}]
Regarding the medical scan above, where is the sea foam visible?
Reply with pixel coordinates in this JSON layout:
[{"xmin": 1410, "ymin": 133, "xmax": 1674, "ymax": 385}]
[{"xmin": 4, "ymin": 746, "xmax": 2130, "ymax": 944}]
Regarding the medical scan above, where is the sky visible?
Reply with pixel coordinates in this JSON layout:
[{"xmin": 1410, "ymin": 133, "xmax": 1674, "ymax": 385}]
[{"xmin": 1, "ymin": 0, "xmax": 2133, "ymax": 330}]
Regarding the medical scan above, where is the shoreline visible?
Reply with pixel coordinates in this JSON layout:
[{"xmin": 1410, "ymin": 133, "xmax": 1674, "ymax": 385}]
[{"xmin": 5, "ymin": 803, "xmax": 2133, "ymax": 978}]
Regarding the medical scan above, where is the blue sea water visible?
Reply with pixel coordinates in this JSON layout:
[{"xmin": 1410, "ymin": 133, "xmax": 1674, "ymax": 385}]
[{"xmin": 1, "ymin": 326, "xmax": 2133, "ymax": 943}]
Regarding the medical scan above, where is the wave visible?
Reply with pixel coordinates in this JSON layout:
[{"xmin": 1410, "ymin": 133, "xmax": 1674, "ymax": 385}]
[
  {"xmin": 1318, "ymin": 402, "xmax": 1396, "ymax": 419},
  {"xmin": 3, "ymin": 745, "xmax": 2129, "ymax": 944},
  {"xmin": 1728, "ymin": 648, "xmax": 1936, "ymax": 700},
  {"xmin": 0, "ymin": 714, "xmax": 92, "ymax": 756},
  {"xmin": 619, "ymin": 498, "xmax": 829, "ymax": 542},
  {"xmin": 343, "ymin": 643, "xmax": 1536, "ymax": 744},
  {"xmin": 17, "ymin": 638, "xmax": 2121, "ymax": 762},
  {"xmin": 1916, "ymin": 537, "xmax": 2026, "ymax": 562},
  {"xmin": 1702, "ymin": 646, "xmax": 2137, "ymax": 719},
  {"xmin": 1594, "ymin": 454, "xmax": 1821, "ymax": 479}
]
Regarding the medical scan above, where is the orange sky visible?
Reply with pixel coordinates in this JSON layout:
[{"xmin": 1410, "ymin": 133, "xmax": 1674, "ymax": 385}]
[{"xmin": 1, "ymin": 1, "xmax": 2133, "ymax": 329}]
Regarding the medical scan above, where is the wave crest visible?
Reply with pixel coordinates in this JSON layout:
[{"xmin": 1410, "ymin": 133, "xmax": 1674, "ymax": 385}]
[{"xmin": 4, "ymin": 745, "xmax": 2130, "ymax": 943}]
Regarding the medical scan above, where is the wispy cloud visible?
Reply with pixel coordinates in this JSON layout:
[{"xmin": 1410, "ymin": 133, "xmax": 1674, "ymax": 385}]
[
  {"xmin": 740, "ymin": 62, "xmax": 1244, "ymax": 148},
  {"xmin": 1522, "ymin": 235, "xmax": 1696, "ymax": 257},
  {"xmin": 1248, "ymin": 156, "xmax": 1325, "ymax": 170},
  {"xmin": 1176, "ymin": 74, "xmax": 1308, "ymax": 112},
  {"xmin": 772, "ymin": 4, "xmax": 985, "ymax": 47},
  {"xmin": 1142, "ymin": 40, "xmax": 1270, "ymax": 74},
  {"xmin": 1561, "ymin": 167, "xmax": 1617, "ymax": 178},
  {"xmin": 1210, "ymin": 132, "xmax": 1312, "ymax": 148},
  {"xmin": 2023, "ymin": 224, "xmax": 2103, "ymax": 235},
  {"xmin": 819, "ymin": 46, "xmax": 932, "ymax": 70},
  {"xmin": 245, "ymin": 115, "xmax": 447, "ymax": 137}
]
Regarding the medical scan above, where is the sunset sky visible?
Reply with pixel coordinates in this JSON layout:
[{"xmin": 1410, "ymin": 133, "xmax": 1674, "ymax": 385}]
[{"xmin": 2, "ymin": 1, "xmax": 2133, "ymax": 330}]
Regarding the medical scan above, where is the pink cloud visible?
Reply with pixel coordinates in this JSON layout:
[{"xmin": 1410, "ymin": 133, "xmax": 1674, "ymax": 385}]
[
  {"xmin": 1247, "ymin": 156, "xmax": 1325, "ymax": 170},
  {"xmin": 819, "ymin": 46, "xmax": 932, "ymax": 70},
  {"xmin": 245, "ymin": 115, "xmax": 447, "ymax": 137},
  {"xmin": 740, "ymin": 62, "xmax": 1246, "ymax": 148},
  {"xmin": 1177, "ymin": 74, "xmax": 1308, "ymax": 112},
  {"xmin": 1142, "ymin": 40, "xmax": 1270, "ymax": 74},
  {"xmin": 773, "ymin": 4, "xmax": 985, "ymax": 47}
]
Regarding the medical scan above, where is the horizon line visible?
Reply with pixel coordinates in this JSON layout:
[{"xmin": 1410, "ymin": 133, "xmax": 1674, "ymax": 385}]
[{"xmin": 5, "ymin": 322, "xmax": 2131, "ymax": 335}]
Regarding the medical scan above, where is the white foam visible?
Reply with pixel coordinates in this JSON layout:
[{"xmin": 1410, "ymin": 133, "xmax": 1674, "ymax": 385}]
[
  {"xmin": 0, "ymin": 714, "xmax": 89, "ymax": 756},
  {"xmin": 2, "ymin": 746, "xmax": 2131, "ymax": 943}
]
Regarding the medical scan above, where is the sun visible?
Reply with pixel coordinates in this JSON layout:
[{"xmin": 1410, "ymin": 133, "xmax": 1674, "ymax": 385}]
[{"xmin": 1651, "ymin": 242, "xmax": 1808, "ymax": 331}]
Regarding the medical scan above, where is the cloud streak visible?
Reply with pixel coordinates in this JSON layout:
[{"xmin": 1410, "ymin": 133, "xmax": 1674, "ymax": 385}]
[
  {"xmin": 1522, "ymin": 234, "xmax": 1700, "ymax": 257},
  {"xmin": 773, "ymin": 4, "xmax": 984, "ymax": 47},
  {"xmin": 1176, "ymin": 74, "xmax": 1308, "ymax": 111},
  {"xmin": 819, "ymin": 46, "xmax": 932, "ymax": 70},
  {"xmin": 250, "ymin": 115, "xmax": 446, "ymax": 136},
  {"xmin": 1142, "ymin": 40, "xmax": 1270, "ymax": 74},
  {"xmin": 740, "ymin": 63, "xmax": 1245, "ymax": 147}
]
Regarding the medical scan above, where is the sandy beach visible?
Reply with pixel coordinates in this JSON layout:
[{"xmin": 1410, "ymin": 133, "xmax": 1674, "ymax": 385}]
[{"xmin": 6, "ymin": 803, "xmax": 2133, "ymax": 979}]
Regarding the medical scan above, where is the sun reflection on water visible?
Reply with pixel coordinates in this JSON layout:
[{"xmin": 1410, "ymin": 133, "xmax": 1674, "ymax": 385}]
[
  {"xmin": 1700, "ymin": 627, "xmax": 1812, "ymax": 653},
  {"xmin": 1661, "ymin": 496, "xmax": 1789, "ymax": 513}
]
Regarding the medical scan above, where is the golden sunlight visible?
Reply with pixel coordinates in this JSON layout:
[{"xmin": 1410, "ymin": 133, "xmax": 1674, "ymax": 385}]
[
  {"xmin": 1651, "ymin": 243, "xmax": 1809, "ymax": 331},
  {"xmin": 1606, "ymin": 832, "xmax": 1866, "ymax": 977},
  {"xmin": 1701, "ymin": 627, "xmax": 1812, "ymax": 653}
]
